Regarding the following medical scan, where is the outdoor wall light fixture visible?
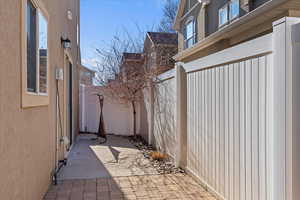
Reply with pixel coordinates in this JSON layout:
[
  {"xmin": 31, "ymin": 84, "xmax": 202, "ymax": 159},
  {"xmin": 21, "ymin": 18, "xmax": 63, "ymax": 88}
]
[
  {"xmin": 61, "ymin": 37, "xmax": 71, "ymax": 49},
  {"xmin": 67, "ymin": 10, "xmax": 73, "ymax": 20}
]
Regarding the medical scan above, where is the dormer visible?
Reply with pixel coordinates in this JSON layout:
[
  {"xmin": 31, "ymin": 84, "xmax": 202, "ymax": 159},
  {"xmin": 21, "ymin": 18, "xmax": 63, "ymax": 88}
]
[{"xmin": 174, "ymin": 0, "xmax": 209, "ymax": 52}]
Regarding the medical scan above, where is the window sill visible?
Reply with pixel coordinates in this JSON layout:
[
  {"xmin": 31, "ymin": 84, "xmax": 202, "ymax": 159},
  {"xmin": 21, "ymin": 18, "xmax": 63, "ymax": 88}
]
[{"xmin": 22, "ymin": 92, "xmax": 49, "ymax": 108}]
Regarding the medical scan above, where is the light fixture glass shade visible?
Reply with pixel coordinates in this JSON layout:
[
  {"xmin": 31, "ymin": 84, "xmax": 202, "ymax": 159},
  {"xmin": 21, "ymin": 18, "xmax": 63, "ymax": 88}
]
[
  {"xmin": 63, "ymin": 41, "xmax": 71, "ymax": 49},
  {"xmin": 61, "ymin": 38, "xmax": 71, "ymax": 49}
]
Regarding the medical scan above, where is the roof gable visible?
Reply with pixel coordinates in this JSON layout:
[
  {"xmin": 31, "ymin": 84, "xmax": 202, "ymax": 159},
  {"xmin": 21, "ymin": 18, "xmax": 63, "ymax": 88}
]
[
  {"xmin": 146, "ymin": 32, "xmax": 178, "ymax": 46},
  {"xmin": 173, "ymin": 0, "xmax": 211, "ymax": 30},
  {"xmin": 80, "ymin": 65, "xmax": 96, "ymax": 74}
]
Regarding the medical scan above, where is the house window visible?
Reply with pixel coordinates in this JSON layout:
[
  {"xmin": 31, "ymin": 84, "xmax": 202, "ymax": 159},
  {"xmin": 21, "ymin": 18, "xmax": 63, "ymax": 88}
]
[
  {"xmin": 22, "ymin": 0, "xmax": 49, "ymax": 107},
  {"xmin": 27, "ymin": 0, "xmax": 37, "ymax": 92},
  {"xmin": 26, "ymin": 0, "xmax": 48, "ymax": 94},
  {"xmin": 229, "ymin": 0, "xmax": 239, "ymax": 20},
  {"xmin": 184, "ymin": 19, "xmax": 196, "ymax": 49},
  {"xmin": 38, "ymin": 12, "xmax": 48, "ymax": 93},
  {"xmin": 219, "ymin": 4, "xmax": 228, "ymax": 27},
  {"xmin": 219, "ymin": 0, "xmax": 240, "ymax": 27}
]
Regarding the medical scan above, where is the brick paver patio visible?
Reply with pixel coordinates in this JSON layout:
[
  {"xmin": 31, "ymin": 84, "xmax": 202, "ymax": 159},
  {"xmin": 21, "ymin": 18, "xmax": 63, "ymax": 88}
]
[
  {"xmin": 44, "ymin": 173, "xmax": 216, "ymax": 200},
  {"xmin": 45, "ymin": 135, "xmax": 217, "ymax": 200}
]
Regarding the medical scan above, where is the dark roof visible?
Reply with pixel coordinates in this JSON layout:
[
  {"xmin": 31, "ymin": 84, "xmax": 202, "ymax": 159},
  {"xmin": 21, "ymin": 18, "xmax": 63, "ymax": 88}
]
[
  {"xmin": 122, "ymin": 53, "xmax": 143, "ymax": 60},
  {"xmin": 147, "ymin": 32, "xmax": 178, "ymax": 45},
  {"xmin": 80, "ymin": 65, "xmax": 96, "ymax": 73}
]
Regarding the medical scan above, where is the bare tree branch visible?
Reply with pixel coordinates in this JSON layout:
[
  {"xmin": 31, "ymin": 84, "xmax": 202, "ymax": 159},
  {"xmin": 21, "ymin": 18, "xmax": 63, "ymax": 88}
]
[
  {"xmin": 94, "ymin": 27, "xmax": 159, "ymax": 137},
  {"xmin": 157, "ymin": 0, "xmax": 179, "ymax": 33}
]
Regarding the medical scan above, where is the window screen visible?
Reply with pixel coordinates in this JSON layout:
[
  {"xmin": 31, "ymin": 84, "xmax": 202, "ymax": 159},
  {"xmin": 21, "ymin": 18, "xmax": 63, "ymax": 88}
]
[
  {"xmin": 184, "ymin": 20, "xmax": 196, "ymax": 49},
  {"xmin": 39, "ymin": 13, "xmax": 48, "ymax": 94},
  {"xmin": 229, "ymin": 0, "xmax": 239, "ymax": 20},
  {"xmin": 219, "ymin": 5, "xmax": 228, "ymax": 27},
  {"xmin": 26, "ymin": 0, "xmax": 37, "ymax": 92}
]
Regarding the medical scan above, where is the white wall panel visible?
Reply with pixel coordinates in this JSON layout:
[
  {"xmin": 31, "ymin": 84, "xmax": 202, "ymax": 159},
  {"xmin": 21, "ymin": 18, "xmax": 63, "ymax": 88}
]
[
  {"xmin": 186, "ymin": 53, "xmax": 272, "ymax": 200},
  {"xmin": 153, "ymin": 76, "xmax": 176, "ymax": 159}
]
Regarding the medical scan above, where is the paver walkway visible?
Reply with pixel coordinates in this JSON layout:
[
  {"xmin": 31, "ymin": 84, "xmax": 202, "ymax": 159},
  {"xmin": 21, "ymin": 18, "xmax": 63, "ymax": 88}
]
[
  {"xmin": 44, "ymin": 174, "xmax": 216, "ymax": 200},
  {"xmin": 58, "ymin": 134, "xmax": 158, "ymax": 180},
  {"xmin": 45, "ymin": 134, "xmax": 217, "ymax": 200}
]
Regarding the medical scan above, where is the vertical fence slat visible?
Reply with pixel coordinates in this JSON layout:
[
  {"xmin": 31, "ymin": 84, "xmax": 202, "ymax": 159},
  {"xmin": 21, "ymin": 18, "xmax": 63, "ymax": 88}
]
[
  {"xmin": 234, "ymin": 63, "xmax": 240, "ymax": 200},
  {"xmin": 208, "ymin": 70, "xmax": 213, "ymax": 186},
  {"xmin": 240, "ymin": 61, "xmax": 246, "ymax": 200},
  {"xmin": 202, "ymin": 71, "xmax": 206, "ymax": 180},
  {"xmin": 198, "ymin": 72, "xmax": 203, "ymax": 179},
  {"xmin": 192, "ymin": 72, "xmax": 195, "ymax": 172},
  {"xmin": 204, "ymin": 70, "xmax": 208, "ymax": 182},
  {"xmin": 259, "ymin": 56, "xmax": 267, "ymax": 200},
  {"xmin": 224, "ymin": 66, "xmax": 229, "ymax": 199},
  {"xmin": 252, "ymin": 58, "xmax": 259, "ymax": 200},
  {"xmin": 220, "ymin": 66, "xmax": 226, "ymax": 196},
  {"xmin": 196, "ymin": 72, "xmax": 200, "ymax": 177},
  {"xmin": 229, "ymin": 65, "xmax": 234, "ymax": 200},
  {"xmin": 245, "ymin": 59, "xmax": 253, "ymax": 200},
  {"xmin": 212, "ymin": 68, "xmax": 216, "ymax": 189},
  {"xmin": 216, "ymin": 68, "xmax": 220, "ymax": 192},
  {"xmin": 187, "ymin": 74, "xmax": 190, "ymax": 168}
]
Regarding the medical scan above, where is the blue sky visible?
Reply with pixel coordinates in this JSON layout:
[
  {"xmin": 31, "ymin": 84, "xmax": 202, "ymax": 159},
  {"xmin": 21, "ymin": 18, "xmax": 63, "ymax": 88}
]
[{"xmin": 80, "ymin": 0, "xmax": 165, "ymax": 69}]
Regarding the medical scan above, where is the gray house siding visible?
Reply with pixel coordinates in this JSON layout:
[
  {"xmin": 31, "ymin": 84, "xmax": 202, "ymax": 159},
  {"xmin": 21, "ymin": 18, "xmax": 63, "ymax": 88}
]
[
  {"xmin": 251, "ymin": 0, "xmax": 271, "ymax": 10},
  {"xmin": 205, "ymin": 0, "xmax": 270, "ymax": 37},
  {"xmin": 205, "ymin": 0, "xmax": 227, "ymax": 36},
  {"xmin": 180, "ymin": 6, "xmax": 201, "ymax": 34}
]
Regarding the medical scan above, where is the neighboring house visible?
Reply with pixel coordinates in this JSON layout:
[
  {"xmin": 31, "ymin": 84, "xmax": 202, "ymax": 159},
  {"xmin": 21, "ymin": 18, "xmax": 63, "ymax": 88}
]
[
  {"xmin": 80, "ymin": 65, "xmax": 95, "ymax": 85},
  {"xmin": 0, "ymin": 0, "xmax": 80, "ymax": 199},
  {"xmin": 141, "ymin": 32, "xmax": 178, "ymax": 148},
  {"xmin": 174, "ymin": 0, "xmax": 300, "ymax": 62},
  {"xmin": 143, "ymin": 32, "xmax": 178, "ymax": 75},
  {"xmin": 120, "ymin": 52, "xmax": 144, "ymax": 81}
]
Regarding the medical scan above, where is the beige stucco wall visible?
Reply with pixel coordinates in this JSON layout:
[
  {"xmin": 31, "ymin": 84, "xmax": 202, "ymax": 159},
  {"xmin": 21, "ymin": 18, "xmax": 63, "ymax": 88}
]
[{"xmin": 0, "ymin": 0, "xmax": 80, "ymax": 199}]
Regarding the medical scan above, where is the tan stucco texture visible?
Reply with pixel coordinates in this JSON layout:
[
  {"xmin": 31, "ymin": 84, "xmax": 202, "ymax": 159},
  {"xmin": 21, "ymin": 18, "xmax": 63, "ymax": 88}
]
[{"xmin": 0, "ymin": 0, "xmax": 80, "ymax": 199}]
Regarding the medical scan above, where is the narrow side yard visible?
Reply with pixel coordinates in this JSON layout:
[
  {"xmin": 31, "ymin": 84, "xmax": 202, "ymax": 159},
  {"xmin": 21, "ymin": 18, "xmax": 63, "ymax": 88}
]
[
  {"xmin": 44, "ymin": 135, "xmax": 216, "ymax": 200},
  {"xmin": 58, "ymin": 135, "xmax": 158, "ymax": 180}
]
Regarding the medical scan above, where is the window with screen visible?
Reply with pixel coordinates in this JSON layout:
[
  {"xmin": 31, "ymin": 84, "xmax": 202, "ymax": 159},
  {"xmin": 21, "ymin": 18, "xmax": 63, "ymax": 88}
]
[
  {"xmin": 219, "ymin": 0, "xmax": 240, "ymax": 28},
  {"xmin": 38, "ymin": 12, "xmax": 48, "ymax": 94},
  {"xmin": 26, "ymin": 0, "xmax": 48, "ymax": 94},
  {"xmin": 229, "ymin": 0, "xmax": 239, "ymax": 20},
  {"xmin": 184, "ymin": 19, "xmax": 197, "ymax": 49},
  {"xmin": 26, "ymin": 0, "xmax": 37, "ymax": 92},
  {"xmin": 219, "ymin": 4, "xmax": 228, "ymax": 27}
]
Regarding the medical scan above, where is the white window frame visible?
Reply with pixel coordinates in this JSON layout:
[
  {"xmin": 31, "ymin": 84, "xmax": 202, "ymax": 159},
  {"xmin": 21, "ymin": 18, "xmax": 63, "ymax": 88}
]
[
  {"xmin": 218, "ymin": 3, "xmax": 229, "ymax": 27},
  {"xmin": 184, "ymin": 17, "xmax": 197, "ymax": 49},
  {"xmin": 229, "ymin": 0, "xmax": 240, "ymax": 21},
  {"xmin": 21, "ymin": 0, "xmax": 50, "ymax": 107},
  {"xmin": 219, "ymin": 0, "xmax": 240, "ymax": 28}
]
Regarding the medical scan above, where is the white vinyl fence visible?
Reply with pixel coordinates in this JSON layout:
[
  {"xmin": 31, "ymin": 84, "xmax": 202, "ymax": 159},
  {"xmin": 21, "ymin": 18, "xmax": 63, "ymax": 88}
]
[
  {"xmin": 150, "ymin": 17, "xmax": 300, "ymax": 200},
  {"xmin": 153, "ymin": 70, "xmax": 177, "ymax": 159},
  {"xmin": 79, "ymin": 85, "xmax": 141, "ymax": 136},
  {"xmin": 186, "ymin": 40, "xmax": 272, "ymax": 200}
]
